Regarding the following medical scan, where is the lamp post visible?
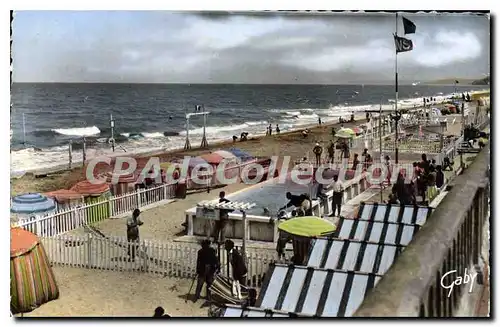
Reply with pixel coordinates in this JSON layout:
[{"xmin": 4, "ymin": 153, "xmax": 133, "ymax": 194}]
[{"xmin": 389, "ymin": 111, "xmax": 402, "ymax": 164}]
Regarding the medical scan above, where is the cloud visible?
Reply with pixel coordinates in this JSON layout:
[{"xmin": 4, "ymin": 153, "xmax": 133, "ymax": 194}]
[{"xmin": 12, "ymin": 11, "xmax": 490, "ymax": 83}]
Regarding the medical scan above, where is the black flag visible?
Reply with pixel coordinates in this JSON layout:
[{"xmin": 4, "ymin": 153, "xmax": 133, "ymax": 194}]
[
  {"xmin": 402, "ymin": 17, "xmax": 416, "ymax": 35},
  {"xmin": 394, "ymin": 35, "xmax": 413, "ymax": 53}
]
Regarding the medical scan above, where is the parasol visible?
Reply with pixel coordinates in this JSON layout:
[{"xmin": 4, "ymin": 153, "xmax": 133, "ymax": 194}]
[
  {"xmin": 11, "ymin": 227, "xmax": 59, "ymax": 315},
  {"xmin": 352, "ymin": 127, "xmax": 364, "ymax": 135},
  {"xmin": 278, "ymin": 217, "xmax": 336, "ymax": 265},
  {"xmin": 335, "ymin": 128, "xmax": 355, "ymax": 139},
  {"xmin": 278, "ymin": 216, "xmax": 336, "ymax": 237},
  {"xmin": 11, "ymin": 193, "xmax": 56, "ymax": 215}
]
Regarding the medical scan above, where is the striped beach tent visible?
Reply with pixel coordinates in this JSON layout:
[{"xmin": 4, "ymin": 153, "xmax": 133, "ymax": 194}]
[
  {"xmin": 11, "ymin": 193, "xmax": 57, "ymax": 222},
  {"xmin": 11, "ymin": 227, "xmax": 59, "ymax": 315},
  {"xmin": 71, "ymin": 180, "xmax": 111, "ymax": 225}
]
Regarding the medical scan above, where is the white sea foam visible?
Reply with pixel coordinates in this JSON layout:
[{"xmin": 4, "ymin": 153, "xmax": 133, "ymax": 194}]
[{"xmin": 52, "ymin": 126, "xmax": 101, "ymax": 136}]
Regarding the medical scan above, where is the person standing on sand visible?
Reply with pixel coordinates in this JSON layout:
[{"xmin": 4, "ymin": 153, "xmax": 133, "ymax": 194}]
[
  {"xmin": 268, "ymin": 124, "xmax": 273, "ymax": 136},
  {"xmin": 327, "ymin": 141, "xmax": 335, "ymax": 164},
  {"xmin": 126, "ymin": 209, "xmax": 143, "ymax": 261},
  {"xmin": 194, "ymin": 239, "xmax": 219, "ymax": 302},
  {"xmin": 318, "ymin": 117, "xmax": 322, "ymax": 126},
  {"xmin": 313, "ymin": 143, "xmax": 323, "ymax": 166},
  {"xmin": 276, "ymin": 124, "xmax": 280, "ymax": 134}
]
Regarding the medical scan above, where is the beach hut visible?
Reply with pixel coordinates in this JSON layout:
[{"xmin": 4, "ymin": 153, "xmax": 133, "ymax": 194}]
[
  {"xmin": 11, "ymin": 227, "xmax": 59, "ymax": 315},
  {"xmin": 11, "ymin": 193, "xmax": 57, "ymax": 223},
  {"xmin": 227, "ymin": 148, "xmax": 254, "ymax": 161},
  {"xmin": 278, "ymin": 217, "xmax": 336, "ymax": 265},
  {"xmin": 44, "ymin": 189, "xmax": 84, "ymax": 210},
  {"xmin": 70, "ymin": 180, "xmax": 111, "ymax": 224},
  {"xmin": 100, "ymin": 172, "xmax": 137, "ymax": 196}
]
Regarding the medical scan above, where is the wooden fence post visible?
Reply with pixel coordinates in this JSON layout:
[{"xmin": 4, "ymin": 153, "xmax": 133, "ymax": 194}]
[
  {"xmin": 87, "ymin": 234, "xmax": 92, "ymax": 268},
  {"xmin": 136, "ymin": 189, "xmax": 141, "ymax": 208},
  {"xmin": 108, "ymin": 198, "xmax": 113, "ymax": 217}
]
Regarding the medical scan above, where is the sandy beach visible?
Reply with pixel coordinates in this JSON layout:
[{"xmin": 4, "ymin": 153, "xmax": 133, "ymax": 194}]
[{"xmin": 11, "ymin": 113, "xmax": 370, "ymax": 195}]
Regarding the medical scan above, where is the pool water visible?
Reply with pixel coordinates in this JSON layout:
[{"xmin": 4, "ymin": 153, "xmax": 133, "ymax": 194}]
[{"xmin": 228, "ymin": 179, "xmax": 314, "ymax": 216}]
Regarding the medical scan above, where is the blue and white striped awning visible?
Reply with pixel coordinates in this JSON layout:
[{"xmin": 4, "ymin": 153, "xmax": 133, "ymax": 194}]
[
  {"xmin": 306, "ymin": 238, "xmax": 404, "ymax": 275},
  {"xmin": 11, "ymin": 193, "xmax": 56, "ymax": 214},
  {"xmin": 357, "ymin": 203, "xmax": 432, "ymax": 226},
  {"xmin": 256, "ymin": 264, "xmax": 382, "ymax": 317},
  {"xmin": 332, "ymin": 217, "xmax": 420, "ymax": 246}
]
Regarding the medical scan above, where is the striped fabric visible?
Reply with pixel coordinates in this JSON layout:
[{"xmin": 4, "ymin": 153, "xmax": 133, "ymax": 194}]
[{"xmin": 11, "ymin": 228, "xmax": 59, "ymax": 314}]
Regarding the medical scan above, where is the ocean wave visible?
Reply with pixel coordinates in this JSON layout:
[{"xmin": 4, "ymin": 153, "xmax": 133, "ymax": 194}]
[
  {"xmin": 120, "ymin": 131, "xmax": 180, "ymax": 139},
  {"xmin": 285, "ymin": 111, "xmax": 301, "ymax": 116},
  {"xmin": 52, "ymin": 126, "xmax": 101, "ymax": 137},
  {"xmin": 180, "ymin": 121, "xmax": 267, "ymax": 136}
]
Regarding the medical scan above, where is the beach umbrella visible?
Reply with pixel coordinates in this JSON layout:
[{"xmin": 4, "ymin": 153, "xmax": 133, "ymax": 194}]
[
  {"xmin": 352, "ymin": 127, "xmax": 364, "ymax": 135},
  {"xmin": 335, "ymin": 129, "xmax": 355, "ymax": 139},
  {"xmin": 199, "ymin": 152, "xmax": 225, "ymax": 165},
  {"xmin": 11, "ymin": 193, "xmax": 56, "ymax": 215},
  {"xmin": 11, "ymin": 227, "xmax": 59, "ymax": 315},
  {"xmin": 278, "ymin": 216, "xmax": 336, "ymax": 265},
  {"xmin": 278, "ymin": 216, "xmax": 336, "ymax": 237},
  {"xmin": 70, "ymin": 180, "xmax": 110, "ymax": 197}
]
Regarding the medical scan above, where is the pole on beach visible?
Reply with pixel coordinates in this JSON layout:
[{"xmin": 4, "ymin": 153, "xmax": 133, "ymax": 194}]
[
  {"xmin": 200, "ymin": 105, "xmax": 208, "ymax": 149},
  {"xmin": 184, "ymin": 112, "xmax": 191, "ymax": 150},
  {"xmin": 22, "ymin": 113, "xmax": 26, "ymax": 147},
  {"xmin": 394, "ymin": 12, "xmax": 399, "ymax": 164},
  {"xmin": 110, "ymin": 114, "xmax": 115, "ymax": 152},
  {"xmin": 68, "ymin": 140, "xmax": 73, "ymax": 169},
  {"xmin": 82, "ymin": 137, "xmax": 87, "ymax": 164}
]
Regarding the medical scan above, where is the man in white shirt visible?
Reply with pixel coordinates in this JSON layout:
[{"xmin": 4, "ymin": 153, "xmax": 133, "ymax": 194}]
[{"xmin": 329, "ymin": 175, "xmax": 344, "ymax": 217}]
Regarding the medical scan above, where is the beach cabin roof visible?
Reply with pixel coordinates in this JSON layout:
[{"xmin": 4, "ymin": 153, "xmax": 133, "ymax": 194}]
[
  {"xmin": 11, "ymin": 193, "xmax": 56, "ymax": 214},
  {"xmin": 213, "ymin": 150, "xmax": 237, "ymax": 159},
  {"xmin": 70, "ymin": 180, "xmax": 110, "ymax": 196},
  {"xmin": 44, "ymin": 189, "xmax": 84, "ymax": 203},
  {"xmin": 11, "ymin": 227, "xmax": 40, "ymax": 258},
  {"xmin": 227, "ymin": 148, "xmax": 254, "ymax": 160},
  {"xmin": 101, "ymin": 172, "xmax": 137, "ymax": 184}
]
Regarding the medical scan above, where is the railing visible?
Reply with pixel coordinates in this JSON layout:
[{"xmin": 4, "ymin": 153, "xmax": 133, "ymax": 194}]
[
  {"xmin": 13, "ymin": 182, "xmax": 178, "ymax": 237},
  {"xmin": 354, "ymin": 144, "xmax": 490, "ymax": 317},
  {"xmin": 41, "ymin": 234, "xmax": 287, "ymax": 287},
  {"xmin": 13, "ymin": 161, "xmax": 271, "ymax": 238}
]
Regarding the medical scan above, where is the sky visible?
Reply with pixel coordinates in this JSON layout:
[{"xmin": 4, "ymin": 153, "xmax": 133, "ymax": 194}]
[{"xmin": 11, "ymin": 11, "xmax": 490, "ymax": 84}]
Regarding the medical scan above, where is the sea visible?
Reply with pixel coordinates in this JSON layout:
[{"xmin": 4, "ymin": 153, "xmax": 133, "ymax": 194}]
[{"xmin": 10, "ymin": 83, "xmax": 485, "ymax": 174}]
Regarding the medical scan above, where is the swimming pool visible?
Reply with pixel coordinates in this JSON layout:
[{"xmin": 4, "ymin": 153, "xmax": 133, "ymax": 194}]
[{"xmin": 226, "ymin": 178, "xmax": 314, "ymax": 216}]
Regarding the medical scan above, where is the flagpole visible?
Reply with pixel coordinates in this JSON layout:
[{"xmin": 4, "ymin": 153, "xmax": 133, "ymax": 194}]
[{"xmin": 394, "ymin": 12, "xmax": 399, "ymax": 164}]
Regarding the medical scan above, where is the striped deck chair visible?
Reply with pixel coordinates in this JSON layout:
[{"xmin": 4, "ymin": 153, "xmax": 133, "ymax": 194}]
[{"xmin": 208, "ymin": 274, "xmax": 249, "ymax": 306}]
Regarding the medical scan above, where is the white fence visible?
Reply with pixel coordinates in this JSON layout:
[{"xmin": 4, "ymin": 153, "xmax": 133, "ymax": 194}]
[
  {"xmin": 41, "ymin": 234, "xmax": 288, "ymax": 287},
  {"xmin": 13, "ymin": 182, "xmax": 177, "ymax": 237}
]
